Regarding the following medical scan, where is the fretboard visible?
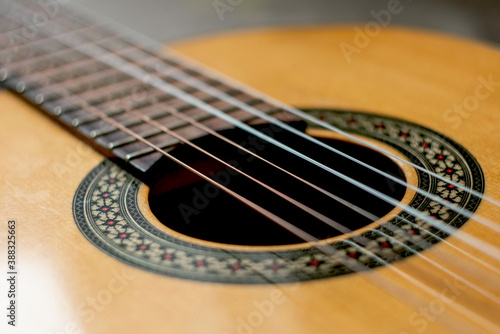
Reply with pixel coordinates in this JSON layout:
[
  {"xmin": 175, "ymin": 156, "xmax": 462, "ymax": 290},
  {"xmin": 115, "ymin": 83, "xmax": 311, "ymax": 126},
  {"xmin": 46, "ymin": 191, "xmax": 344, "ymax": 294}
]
[{"xmin": 0, "ymin": 0, "xmax": 291, "ymax": 180}]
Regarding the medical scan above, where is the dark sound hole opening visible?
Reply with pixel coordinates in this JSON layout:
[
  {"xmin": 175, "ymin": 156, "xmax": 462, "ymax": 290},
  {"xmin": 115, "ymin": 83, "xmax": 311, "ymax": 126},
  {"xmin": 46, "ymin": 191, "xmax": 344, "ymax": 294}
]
[{"xmin": 148, "ymin": 127, "xmax": 407, "ymax": 246}]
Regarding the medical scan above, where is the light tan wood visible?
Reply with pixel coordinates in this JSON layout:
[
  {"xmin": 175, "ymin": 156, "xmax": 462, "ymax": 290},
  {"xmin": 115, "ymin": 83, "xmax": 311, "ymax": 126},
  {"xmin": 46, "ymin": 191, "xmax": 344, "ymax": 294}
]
[{"xmin": 1, "ymin": 26, "xmax": 500, "ymax": 334}]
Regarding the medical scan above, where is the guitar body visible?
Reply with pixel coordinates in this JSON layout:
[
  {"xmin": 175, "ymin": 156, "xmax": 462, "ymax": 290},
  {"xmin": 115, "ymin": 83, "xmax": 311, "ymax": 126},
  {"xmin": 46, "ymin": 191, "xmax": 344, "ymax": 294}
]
[{"xmin": 1, "ymin": 26, "xmax": 500, "ymax": 334}]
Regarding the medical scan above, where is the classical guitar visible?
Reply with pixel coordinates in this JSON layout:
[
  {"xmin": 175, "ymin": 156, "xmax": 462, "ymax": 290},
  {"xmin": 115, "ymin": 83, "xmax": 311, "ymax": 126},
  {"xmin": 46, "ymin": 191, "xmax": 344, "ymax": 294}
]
[{"xmin": 1, "ymin": 0, "xmax": 500, "ymax": 333}]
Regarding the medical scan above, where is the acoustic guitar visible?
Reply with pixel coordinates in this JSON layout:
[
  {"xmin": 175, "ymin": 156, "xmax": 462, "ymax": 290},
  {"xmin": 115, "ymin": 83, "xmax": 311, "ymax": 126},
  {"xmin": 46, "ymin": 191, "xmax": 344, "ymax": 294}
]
[{"xmin": 1, "ymin": 1, "xmax": 500, "ymax": 333}]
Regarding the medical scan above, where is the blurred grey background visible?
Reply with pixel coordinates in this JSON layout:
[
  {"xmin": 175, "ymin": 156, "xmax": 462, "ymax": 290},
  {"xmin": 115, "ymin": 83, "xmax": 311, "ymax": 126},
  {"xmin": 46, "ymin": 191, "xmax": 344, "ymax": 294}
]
[{"xmin": 72, "ymin": 0, "xmax": 500, "ymax": 46}]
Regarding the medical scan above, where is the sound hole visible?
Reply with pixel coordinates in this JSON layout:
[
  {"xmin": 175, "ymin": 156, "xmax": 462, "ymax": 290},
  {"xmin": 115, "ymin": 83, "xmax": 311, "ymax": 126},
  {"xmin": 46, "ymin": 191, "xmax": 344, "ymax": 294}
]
[{"xmin": 148, "ymin": 127, "xmax": 407, "ymax": 246}]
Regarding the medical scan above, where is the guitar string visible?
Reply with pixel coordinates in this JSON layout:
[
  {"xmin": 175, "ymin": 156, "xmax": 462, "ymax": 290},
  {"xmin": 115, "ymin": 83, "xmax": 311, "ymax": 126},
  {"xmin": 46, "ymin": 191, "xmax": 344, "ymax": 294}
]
[
  {"xmin": 3, "ymin": 3, "xmax": 500, "ymax": 245},
  {"xmin": 2, "ymin": 1, "xmax": 500, "ymax": 288},
  {"xmin": 69, "ymin": 0, "xmax": 500, "ymax": 212},
  {"xmin": 3, "ymin": 5, "xmax": 500, "ymax": 332},
  {"xmin": 241, "ymin": 248, "xmax": 490, "ymax": 334}
]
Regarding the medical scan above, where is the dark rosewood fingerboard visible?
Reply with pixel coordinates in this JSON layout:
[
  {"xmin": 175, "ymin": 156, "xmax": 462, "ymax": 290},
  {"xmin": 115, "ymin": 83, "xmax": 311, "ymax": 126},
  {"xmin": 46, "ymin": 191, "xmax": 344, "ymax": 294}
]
[{"xmin": 0, "ymin": 0, "xmax": 286, "ymax": 177}]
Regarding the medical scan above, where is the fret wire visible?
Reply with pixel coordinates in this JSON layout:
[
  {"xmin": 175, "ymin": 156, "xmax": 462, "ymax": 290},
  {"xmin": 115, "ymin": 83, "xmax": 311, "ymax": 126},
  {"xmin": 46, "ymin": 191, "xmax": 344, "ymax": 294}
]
[
  {"xmin": 90, "ymin": 96, "xmax": 248, "ymax": 151},
  {"xmin": 45, "ymin": 66, "xmax": 128, "ymax": 94},
  {"xmin": 41, "ymin": 80, "xmax": 304, "ymax": 220},
  {"xmin": 45, "ymin": 29, "xmax": 234, "ymax": 95},
  {"xmin": 50, "ymin": 84, "xmax": 169, "ymax": 122},
  {"xmin": 65, "ymin": 71, "xmax": 129, "ymax": 94},
  {"xmin": 77, "ymin": 77, "xmax": 146, "ymax": 100},
  {"xmin": 29, "ymin": 48, "xmax": 252, "ymax": 151},
  {"xmin": 46, "ymin": 77, "xmax": 149, "ymax": 111},
  {"xmin": 0, "ymin": 34, "xmax": 59, "ymax": 64}
]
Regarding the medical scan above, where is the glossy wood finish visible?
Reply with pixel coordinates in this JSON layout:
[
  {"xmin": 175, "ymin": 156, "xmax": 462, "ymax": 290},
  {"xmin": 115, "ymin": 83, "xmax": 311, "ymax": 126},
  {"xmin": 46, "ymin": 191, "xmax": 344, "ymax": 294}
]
[{"xmin": 1, "ymin": 26, "xmax": 500, "ymax": 333}]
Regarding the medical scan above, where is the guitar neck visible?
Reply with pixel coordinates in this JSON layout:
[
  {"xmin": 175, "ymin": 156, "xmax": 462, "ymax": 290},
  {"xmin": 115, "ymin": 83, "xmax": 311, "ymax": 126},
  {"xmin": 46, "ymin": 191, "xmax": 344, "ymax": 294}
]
[{"xmin": 0, "ymin": 0, "xmax": 294, "ymax": 182}]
